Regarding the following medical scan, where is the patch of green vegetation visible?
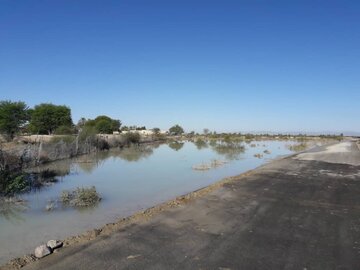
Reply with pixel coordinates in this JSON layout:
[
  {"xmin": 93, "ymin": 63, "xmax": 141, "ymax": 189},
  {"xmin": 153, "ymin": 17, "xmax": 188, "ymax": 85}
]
[
  {"xmin": 287, "ymin": 143, "xmax": 308, "ymax": 152},
  {"xmin": 84, "ymin": 115, "xmax": 121, "ymax": 134},
  {"xmin": 29, "ymin": 103, "xmax": 72, "ymax": 135},
  {"xmin": 212, "ymin": 141, "xmax": 245, "ymax": 160},
  {"xmin": 50, "ymin": 135, "xmax": 76, "ymax": 144},
  {"xmin": 61, "ymin": 186, "xmax": 101, "ymax": 207},
  {"xmin": 4, "ymin": 174, "xmax": 28, "ymax": 194},
  {"xmin": 78, "ymin": 126, "xmax": 97, "ymax": 143},
  {"xmin": 0, "ymin": 169, "xmax": 30, "ymax": 196},
  {"xmin": 54, "ymin": 125, "xmax": 75, "ymax": 135}
]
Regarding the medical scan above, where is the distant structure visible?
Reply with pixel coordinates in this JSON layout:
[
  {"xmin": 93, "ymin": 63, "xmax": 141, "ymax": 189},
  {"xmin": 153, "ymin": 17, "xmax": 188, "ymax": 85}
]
[{"xmin": 117, "ymin": 130, "xmax": 168, "ymax": 136}]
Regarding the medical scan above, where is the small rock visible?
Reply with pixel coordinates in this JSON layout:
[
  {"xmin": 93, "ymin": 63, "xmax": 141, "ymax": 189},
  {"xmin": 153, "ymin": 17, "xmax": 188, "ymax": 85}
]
[
  {"xmin": 45, "ymin": 203, "xmax": 55, "ymax": 211},
  {"xmin": 127, "ymin": 254, "xmax": 141, "ymax": 259},
  {"xmin": 86, "ymin": 229, "xmax": 101, "ymax": 239},
  {"xmin": 34, "ymin": 245, "xmax": 51, "ymax": 258},
  {"xmin": 47, "ymin": 240, "xmax": 63, "ymax": 250}
]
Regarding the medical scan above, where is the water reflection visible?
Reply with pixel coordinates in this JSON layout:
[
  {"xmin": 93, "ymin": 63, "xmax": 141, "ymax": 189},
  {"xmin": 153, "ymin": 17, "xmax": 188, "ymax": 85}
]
[
  {"xmin": 193, "ymin": 139, "xmax": 208, "ymax": 150},
  {"xmin": 0, "ymin": 199, "xmax": 27, "ymax": 224},
  {"xmin": 210, "ymin": 141, "xmax": 245, "ymax": 160},
  {"xmin": 77, "ymin": 160, "xmax": 101, "ymax": 174},
  {"xmin": 75, "ymin": 145, "xmax": 156, "ymax": 170},
  {"xmin": 116, "ymin": 145, "xmax": 154, "ymax": 162},
  {"xmin": 27, "ymin": 160, "xmax": 72, "ymax": 176},
  {"xmin": 168, "ymin": 141, "xmax": 184, "ymax": 151}
]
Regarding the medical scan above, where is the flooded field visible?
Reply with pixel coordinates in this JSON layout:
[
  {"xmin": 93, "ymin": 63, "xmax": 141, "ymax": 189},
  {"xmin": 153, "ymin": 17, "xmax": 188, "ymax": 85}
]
[{"xmin": 0, "ymin": 140, "xmax": 315, "ymax": 264}]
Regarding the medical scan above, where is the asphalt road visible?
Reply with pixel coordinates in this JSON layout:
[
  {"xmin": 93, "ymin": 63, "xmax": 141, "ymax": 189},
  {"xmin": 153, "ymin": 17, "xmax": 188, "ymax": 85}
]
[{"xmin": 21, "ymin": 141, "xmax": 360, "ymax": 270}]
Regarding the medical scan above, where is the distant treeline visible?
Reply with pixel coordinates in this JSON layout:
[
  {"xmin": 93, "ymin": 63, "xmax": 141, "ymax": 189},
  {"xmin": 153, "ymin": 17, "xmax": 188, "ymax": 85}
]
[
  {"xmin": 0, "ymin": 100, "xmax": 126, "ymax": 141},
  {"xmin": 0, "ymin": 100, "xmax": 189, "ymax": 142}
]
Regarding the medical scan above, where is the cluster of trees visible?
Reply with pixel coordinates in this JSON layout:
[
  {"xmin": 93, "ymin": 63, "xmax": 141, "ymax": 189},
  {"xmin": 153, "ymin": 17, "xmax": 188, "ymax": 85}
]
[
  {"xmin": 0, "ymin": 101, "xmax": 29, "ymax": 140},
  {"xmin": 0, "ymin": 100, "xmax": 187, "ymax": 141},
  {"xmin": 29, "ymin": 103, "xmax": 73, "ymax": 135},
  {"xmin": 0, "ymin": 101, "xmax": 73, "ymax": 140},
  {"xmin": 169, "ymin": 124, "xmax": 184, "ymax": 135},
  {"xmin": 0, "ymin": 100, "xmax": 122, "ymax": 141},
  {"xmin": 80, "ymin": 116, "xmax": 121, "ymax": 134}
]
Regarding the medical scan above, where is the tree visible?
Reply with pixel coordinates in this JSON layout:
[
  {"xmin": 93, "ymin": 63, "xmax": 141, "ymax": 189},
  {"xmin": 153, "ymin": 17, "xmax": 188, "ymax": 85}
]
[
  {"xmin": 77, "ymin": 117, "xmax": 87, "ymax": 128},
  {"xmin": 54, "ymin": 125, "xmax": 75, "ymax": 135},
  {"xmin": 0, "ymin": 100, "xmax": 29, "ymax": 140},
  {"xmin": 152, "ymin": 127, "xmax": 160, "ymax": 135},
  {"xmin": 203, "ymin": 128, "xmax": 209, "ymax": 135},
  {"xmin": 95, "ymin": 119, "xmax": 112, "ymax": 134},
  {"xmin": 169, "ymin": 124, "xmax": 184, "ymax": 135},
  {"xmin": 29, "ymin": 103, "xmax": 73, "ymax": 135},
  {"xmin": 85, "ymin": 115, "xmax": 121, "ymax": 134}
]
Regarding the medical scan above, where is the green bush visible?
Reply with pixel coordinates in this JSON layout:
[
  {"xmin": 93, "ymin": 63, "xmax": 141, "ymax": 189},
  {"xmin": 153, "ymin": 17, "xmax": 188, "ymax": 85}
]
[
  {"xmin": 95, "ymin": 120, "xmax": 112, "ymax": 134},
  {"xmin": 50, "ymin": 135, "xmax": 76, "ymax": 144},
  {"xmin": 55, "ymin": 125, "xmax": 75, "ymax": 135},
  {"xmin": 78, "ymin": 126, "xmax": 97, "ymax": 143},
  {"xmin": 0, "ymin": 169, "xmax": 29, "ymax": 195}
]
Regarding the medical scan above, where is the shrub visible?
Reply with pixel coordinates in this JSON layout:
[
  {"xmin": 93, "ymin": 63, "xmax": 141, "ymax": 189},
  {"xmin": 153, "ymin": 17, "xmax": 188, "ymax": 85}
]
[
  {"xmin": 1, "ymin": 172, "xmax": 29, "ymax": 195},
  {"xmin": 95, "ymin": 119, "xmax": 112, "ymax": 134},
  {"xmin": 50, "ymin": 135, "xmax": 76, "ymax": 144},
  {"xmin": 287, "ymin": 143, "xmax": 308, "ymax": 152},
  {"xmin": 61, "ymin": 186, "xmax": 101, "ymax": 207},
  {"xmin": 55, "ymin": 125, "xmax": 74, "ymax": 135},
  {"xmin": 78, "ymin": 126, "xmax": 97, "ymax": 143},
  {"xmin": 95, "ymin": 138, "xmax": 110, "ymax": 150},
  {"xmin": 123, "ymin": 132, "xmax": 141, "ymax": 145}
]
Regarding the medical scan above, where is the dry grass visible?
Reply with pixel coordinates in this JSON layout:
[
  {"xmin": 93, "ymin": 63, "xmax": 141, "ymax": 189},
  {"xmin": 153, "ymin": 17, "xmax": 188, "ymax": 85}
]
[{"xmin": 61, "ymin": 186, "xmax": 101, "ymax": 207}]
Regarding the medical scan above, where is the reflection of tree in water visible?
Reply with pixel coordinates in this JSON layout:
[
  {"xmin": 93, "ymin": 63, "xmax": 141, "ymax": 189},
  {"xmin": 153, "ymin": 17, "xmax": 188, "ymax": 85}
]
[
  {"xmin": 77, "ymin": 159, "xmax": 105, "ymax": 174},
  {"xmin": 0, "ymin": 198, "xmax": 27, "ymax": 224},
  {"xmin": 117, "ymin": 145, "xmax": 154, "ymax": 162},
  {"xmin": 27, "ymin": 159, "xmax": 72, "ymax": 184},
  {"xmin": 24, "ymin": 162, "xmax": 72, "ymax": 191},
  {"xmin": 76, "ymin": 145, "xmax": 156, "ymax": 171},
  {"xmin": 211, "ymin": 141, "xmax": 245, "ymax": 160},
  {"xmin": 209, "ymin": 139, "xmax": 218, "ymax": 147},
  {"xmin": 168, "ymin": 141, "xmax": 184, "ymax": 151},
  {"xmin": 76, "ymin": 152, "xmax": 107, "ymax": 173},
  {"xmin": 193, "ymin": 139, "xmax": 208, "ymax": 150}
]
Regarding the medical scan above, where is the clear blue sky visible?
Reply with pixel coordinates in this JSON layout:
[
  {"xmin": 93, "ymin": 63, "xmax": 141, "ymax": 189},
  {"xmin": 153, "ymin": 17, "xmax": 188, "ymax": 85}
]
[{"xmin": 1, "ymin": 0, "xmax": 359, "ymax": 134}]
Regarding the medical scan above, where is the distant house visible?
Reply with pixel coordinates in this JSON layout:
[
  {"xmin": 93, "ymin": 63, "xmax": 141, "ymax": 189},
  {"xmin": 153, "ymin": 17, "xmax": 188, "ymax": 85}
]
[
  {"xmin": 119, "ymin": 129, "xmax": 168, "ymax": 136},
  {"xmin": 137, "ymin": 130, "xmax": 154, "ymax": 136},
  {"xmin": 120, "ymin": 130, "xmax": 154, "ymax": 136}
]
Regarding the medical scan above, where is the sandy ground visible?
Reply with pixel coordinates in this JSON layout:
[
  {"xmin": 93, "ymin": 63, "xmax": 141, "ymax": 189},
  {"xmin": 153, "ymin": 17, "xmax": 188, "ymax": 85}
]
[
  {"xmin": 2, "ymin": 140, "xmax": 360, "ymax": 270},
  {"xmin": 294, "ymin": 141, "xmax": 360, "ymax": 166}
]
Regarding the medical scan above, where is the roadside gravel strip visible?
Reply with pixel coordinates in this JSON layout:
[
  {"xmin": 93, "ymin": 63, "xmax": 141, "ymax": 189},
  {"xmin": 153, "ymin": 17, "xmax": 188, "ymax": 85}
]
[{"xmin": 2, "ymin": 141, "xmax": 360, "ymax": 270}]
